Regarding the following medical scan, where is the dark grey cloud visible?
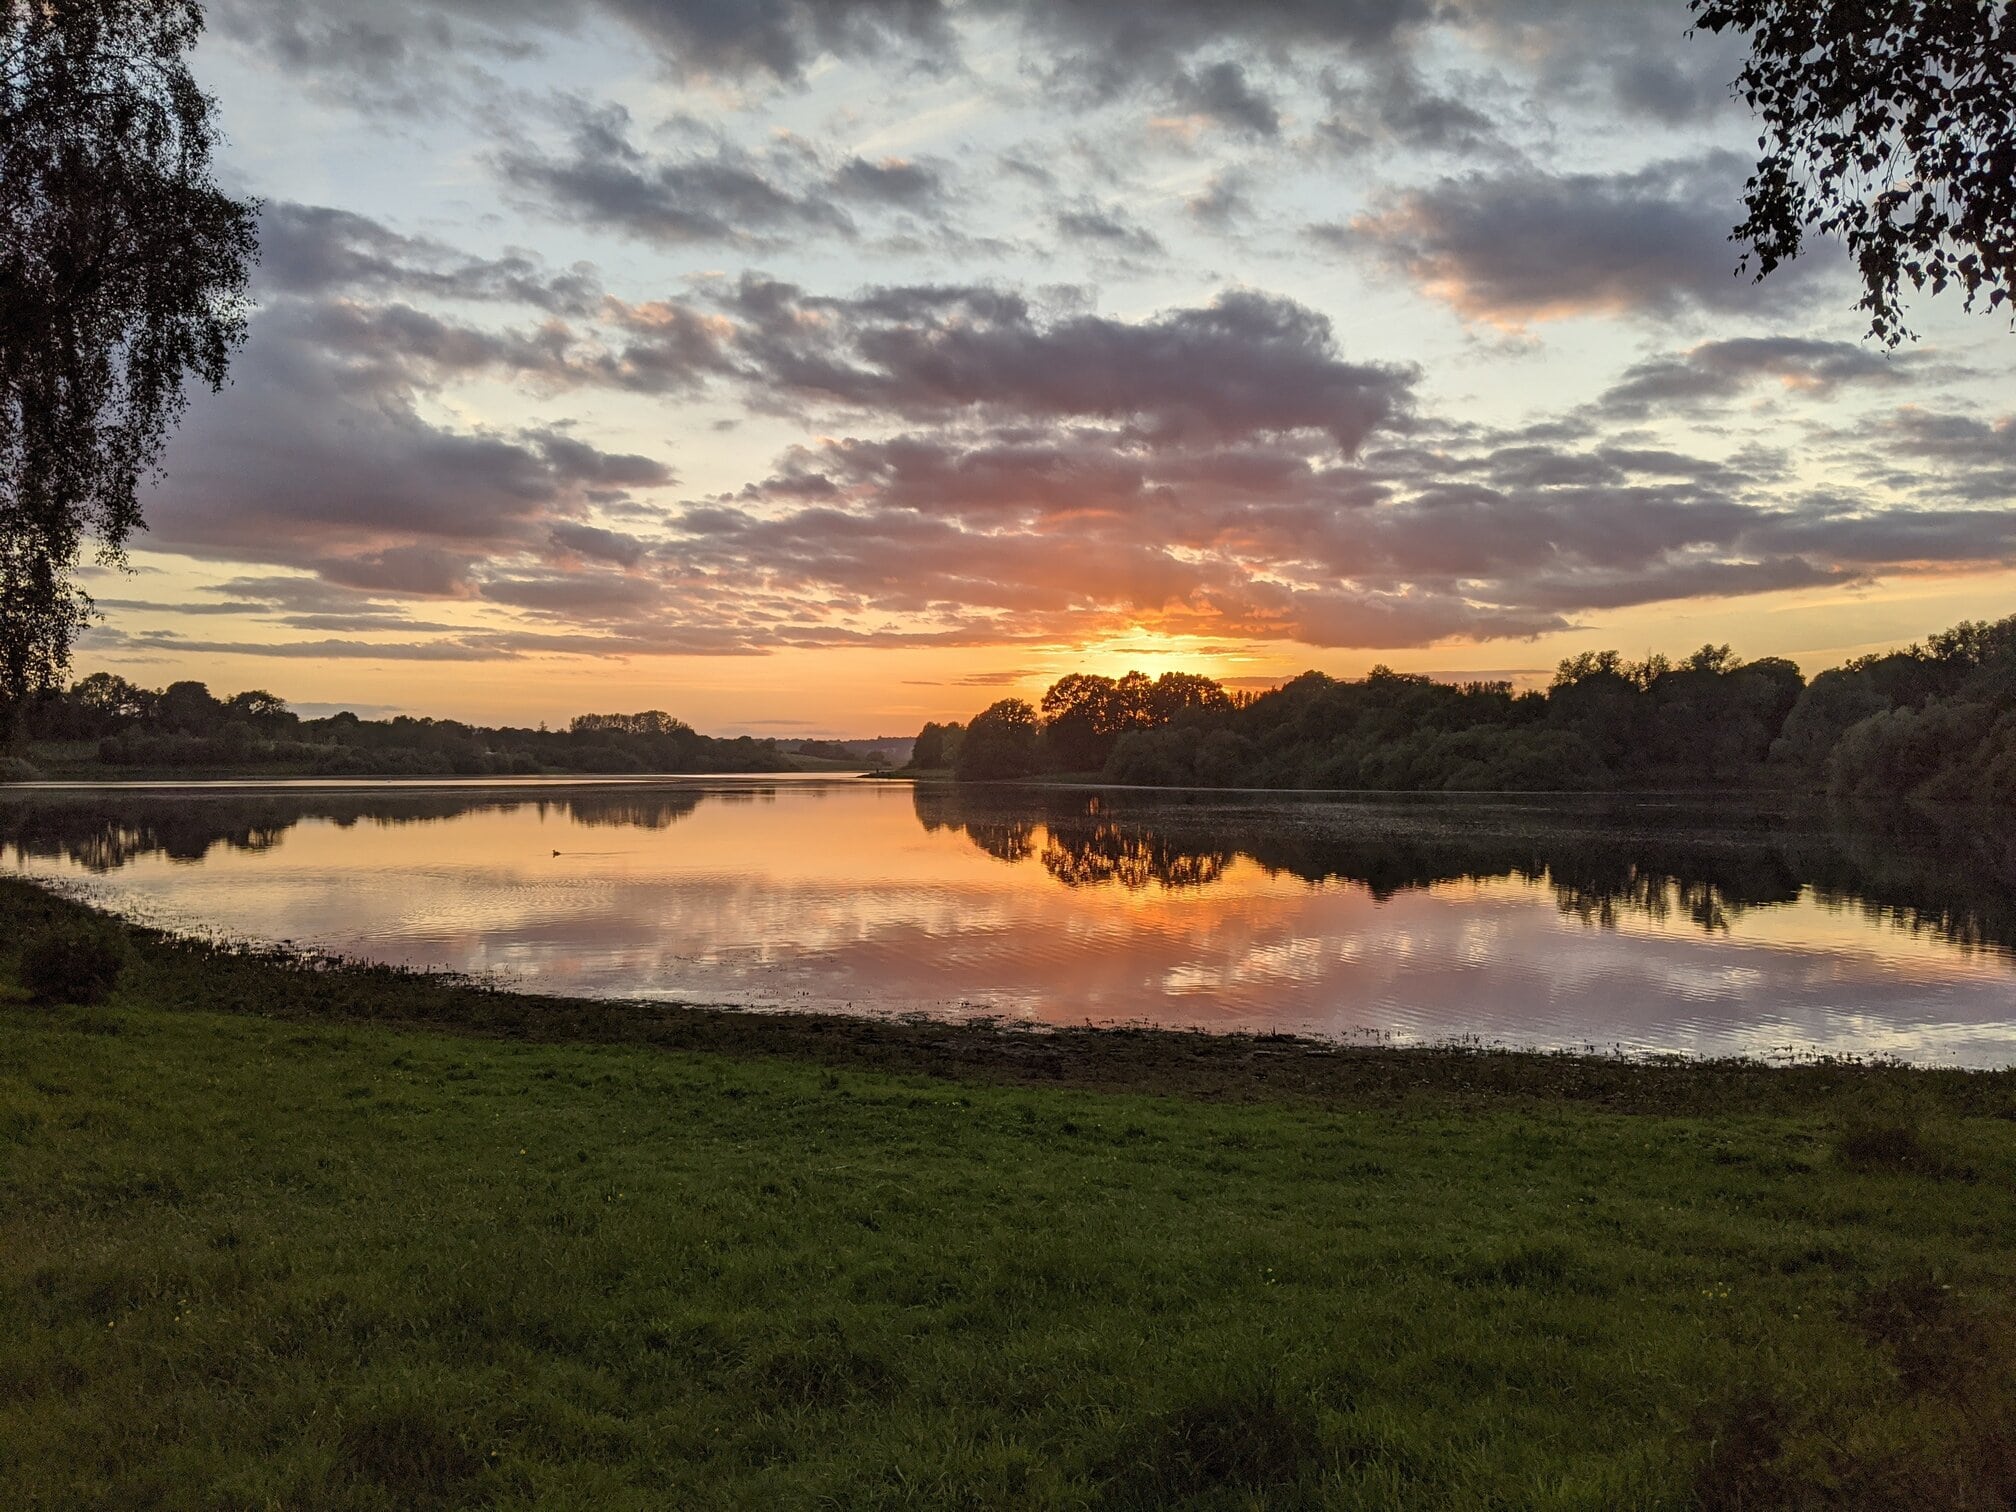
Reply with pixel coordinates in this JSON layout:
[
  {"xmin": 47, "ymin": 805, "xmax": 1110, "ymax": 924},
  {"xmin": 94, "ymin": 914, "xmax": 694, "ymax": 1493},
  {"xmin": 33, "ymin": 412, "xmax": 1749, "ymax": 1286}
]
[
  {"xmin": 831, "ymin": 155, "xmax": 947, "ymax": 209},
  {"xmin": 1186, "ymin": 170, "xmax": 1253, "ymax": 228},
  {"xmin": 215, "ymin": 0, "xmax": 1740, "ymax": 145},
  {"xmin": 290, "ymin": 300, "xmax": 582, "ymax": 390},
  {"xmin": 275, "ymin": 287, "xmax": 734, "ymax": 399},
  {"xmin": 291, "ymin": 272, "xmax": 1414, "ymax": 448},
  {"xmin": 1314, "ymin": 64, "xmax": 1507, "ymax": 156},
  {"xmin": 1599, "ymin": 337, "xmax": 1910, "ymax": 417},
  {"xmin": 495, "ymin": 104, "xmax": 964, "ymax": 248},
  {"xmin": 1336, "ymin": 154, "xmax": 1837, "ymax": 326},
  {"xmin": 205, "ymin": 575, "xmax": 432, "ymax": 616},
  {"xmin": 257, "ymin": 202, "xmax": 602, "ymax": 314},
  {"xmin": 216, "ymin": 0, "xmax": 1424, "ymax": 103},
  {"xmin": 1873, "ymin": 410, "xmax": 2016, "ymax": 503},
  {"xmin": 549, "ymin": 522, "xmax": 653, "ymax": 566},
  {"xmin": 1446, "ymin": 0, "xmax": 1749, "ymax": 126},
  {"xmin": 1053, "ymin": 203, "xmax": 1164, "ymax": 257},
  {"xmin": 594, "ymin": 0, "xmax": 951, "ymax": 79},
  {"xmin": 1168, "ymin": 60, "xmax": 1280, "ymax": 136},
  {"xmin": 498, "ymin": 104, "xmax": 856, "ymax": 246},
  {"xmin": 145, "ymin": 303, "xmax": 674, "ymax": 599},
  {"xmin": 992, "ymin": 0, "xmax": 1425, "ymax": 99},
  {"xmin": 102, "ymin": 578, "xmax": 472, "ymax": 635},
  {"xmin": 719, "ymin": 280, "xmax": 1414, "ymax": 450},
  {"xmin": 210, "ymin": 0, "xmax": 951, "ymax": 97},
  {"xmin": 1747, "ymin": 499, "xmax": 2016, "ymax": 569}
]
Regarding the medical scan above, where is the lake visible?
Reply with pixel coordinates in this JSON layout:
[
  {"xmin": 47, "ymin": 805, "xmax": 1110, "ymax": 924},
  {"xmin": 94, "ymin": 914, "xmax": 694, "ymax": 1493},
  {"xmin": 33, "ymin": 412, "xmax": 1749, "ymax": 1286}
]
[{"xmin": 4, "ymin": 778, "xmax": 2013, "ymax": 1064}]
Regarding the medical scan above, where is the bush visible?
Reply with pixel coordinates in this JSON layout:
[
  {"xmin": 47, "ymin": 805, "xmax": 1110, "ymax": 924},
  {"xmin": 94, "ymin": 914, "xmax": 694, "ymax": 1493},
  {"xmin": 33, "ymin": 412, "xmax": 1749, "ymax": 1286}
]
[
  {"xmin": 17, "ymin": 920, "xmax": 126, "ymax": 1005},
  {"xmin": 0, "ymin": 755, "xmax": 42, "ymax": 783}
]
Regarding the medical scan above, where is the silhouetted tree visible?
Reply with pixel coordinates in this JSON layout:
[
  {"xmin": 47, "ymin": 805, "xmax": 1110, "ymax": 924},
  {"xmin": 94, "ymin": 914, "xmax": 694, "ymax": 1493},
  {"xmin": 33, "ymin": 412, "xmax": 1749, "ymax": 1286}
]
[
  {"xmin": 155, "ymin": 679, "xmax": 223, "ymax": 734},
  {"xmin": 1, "ymin": 1, "xmax": 258, "ymax": 736},
  {"xmin": 1692, "ymin": 0, "xmax": 2016, "ymax": 344},
  {"xmin": 1146, "ymin": 671, "xmax": 1234, "ymax": 723},
  {"xmin": 909, "ymin": 720, "xmax": 962, "ymax": 770},
  {"xmin": 1039, "ymin": 673, "xmax": 1124, "ymax": 770},
  {"xmin": 954, "ymin": 698, "xmax": 1042, "ymax": 781}
]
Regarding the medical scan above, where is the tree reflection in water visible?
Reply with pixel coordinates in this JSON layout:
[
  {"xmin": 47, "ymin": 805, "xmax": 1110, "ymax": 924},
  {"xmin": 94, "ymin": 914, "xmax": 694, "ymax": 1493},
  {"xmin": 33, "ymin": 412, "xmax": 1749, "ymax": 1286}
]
[
  {"xmin": 915, "ymin": 784, "xmax": 2016, "ymax": 956},
  {"xmin": 0, "ymin": 789, "xmax": 715, "ymax": 872},
  {"xmin": 2, "ymin": 781, "xmax": 2012, "ymax": 960}
]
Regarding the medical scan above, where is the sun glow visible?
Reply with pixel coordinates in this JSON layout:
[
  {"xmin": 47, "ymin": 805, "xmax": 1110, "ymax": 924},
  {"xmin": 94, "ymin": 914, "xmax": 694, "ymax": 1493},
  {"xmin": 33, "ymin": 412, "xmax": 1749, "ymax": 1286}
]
[{"xmin": 1062, "ymin": 632, "xmax": 1273, "ymax": 688}]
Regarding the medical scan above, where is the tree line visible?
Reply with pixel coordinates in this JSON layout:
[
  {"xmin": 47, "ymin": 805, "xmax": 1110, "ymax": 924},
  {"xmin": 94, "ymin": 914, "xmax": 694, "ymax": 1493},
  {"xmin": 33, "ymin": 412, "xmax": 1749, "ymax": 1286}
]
[
  {"xmin": 16, "ymin": 674, "xmax": 795, "ymax": 777},
  {"xmin": 919, "ymin": 615, "xmax": 2016, "ymax": 804}
]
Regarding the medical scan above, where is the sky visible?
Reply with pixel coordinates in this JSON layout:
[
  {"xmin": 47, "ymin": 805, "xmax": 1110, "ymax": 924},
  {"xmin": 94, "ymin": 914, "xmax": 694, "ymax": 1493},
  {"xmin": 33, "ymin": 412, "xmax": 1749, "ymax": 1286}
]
[{"xmin": 75, "ymin": 0, "xmax": 2016, "ymax": 736}]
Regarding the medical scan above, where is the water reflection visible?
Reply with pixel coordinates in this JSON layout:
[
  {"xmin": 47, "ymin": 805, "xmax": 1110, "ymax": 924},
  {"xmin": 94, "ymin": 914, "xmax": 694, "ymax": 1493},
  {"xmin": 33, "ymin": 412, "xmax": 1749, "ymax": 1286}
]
[
  {"xmin": 913, "ymin": 784, "xmax": 2016, "ymax": 958},
  {"xmin": 0, "ymin": 787, "xmax": 717, "ymax": 870},
  {"xmin": 3, "ymin": 779, "xmax": 2011, "ymax": 1062}
]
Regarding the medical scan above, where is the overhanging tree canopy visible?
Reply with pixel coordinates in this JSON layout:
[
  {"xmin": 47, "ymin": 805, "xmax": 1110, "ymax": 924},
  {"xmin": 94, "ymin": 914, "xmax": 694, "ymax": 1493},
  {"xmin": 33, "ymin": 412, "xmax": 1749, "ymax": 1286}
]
[{"xmin": 1692, "ymin": 0, "xmax": 2016, "ymax": 345}]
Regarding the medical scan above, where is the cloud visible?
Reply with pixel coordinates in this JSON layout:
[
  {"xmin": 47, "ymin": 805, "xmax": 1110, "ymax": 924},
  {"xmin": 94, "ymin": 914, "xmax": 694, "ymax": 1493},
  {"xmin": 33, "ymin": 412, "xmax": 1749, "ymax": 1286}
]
[
  {"xmin": 691, "ymin": 407, "xmax": 2016, "ymax": 653},
  {"xmin": 1337, "ymin": 154, "xmax": 1837, "ymax": 327},
  {"xmin": 548, "ymin": 522, "xmax": 653, "ymax": 566},
  {"xmin": 256, "ymin": 202, "xmax": 602, "ymax": 314},
  {"xmin": 143, "ymin": 303, "xmax": 674, "ymax": 600},
  {"xmin": 1168, "ymin": 60, "xmax": 1280, "ymax": 136},
  {"xmin": 720, "ymin": 280, "xmax": 1414, "ymax": 450},
  {"xmin": 212, "ymin": 0, "xmax": 1742, "ymax": 146},
  {"xmin": 1871, "ymin": 409, "xmax": 2016, "ymax": 504},
  {"xmin": 272, "ymin": 287, "xmax": 736, "ymax": 399},
  {"xmin": 87, "ymin": 628, "xmax": 511, "ymax": 662},
  {"xmin": 993, "ymin": 0, "xmax": 1426, "ymax": 100},
  {"xmin": 498, "ymin": 104, "xmax": 858, "ymax": 246},
  {"xmin": 1186, "ymin": 170, "xmax": 1253, "ymax": 228},
  {"xmin": 1053, "ymin": 203, "xmax": 1164, "ymax": 257},
  {"xmin": 209, "ymin": 0, "xmax": 953, "ymax": 101},
  {"xmin": 1598, "ymin": 337, "xmax": 1912, "ymax": 416},
  {"xmin": 1445, "ymin": 0, "xmax": 1749, "ymax": 126},
  {"xmin": 1313, "ymin": 64, "xmax": 1506, "ymax": 156},
  {"xmin": 831, "ymin": 155, "xmax": 947, "ymax": 208}
]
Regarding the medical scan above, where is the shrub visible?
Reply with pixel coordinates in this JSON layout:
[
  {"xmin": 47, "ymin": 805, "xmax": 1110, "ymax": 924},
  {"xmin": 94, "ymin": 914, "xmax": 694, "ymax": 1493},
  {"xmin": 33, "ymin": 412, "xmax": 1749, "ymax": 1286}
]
[
  {"xmin": 17, "ymin": 920, "xmax": 126, "ymax": 1005},
  {"xmin": 0, "ymin": 755, "xmax": 42, "ymax": 783}
]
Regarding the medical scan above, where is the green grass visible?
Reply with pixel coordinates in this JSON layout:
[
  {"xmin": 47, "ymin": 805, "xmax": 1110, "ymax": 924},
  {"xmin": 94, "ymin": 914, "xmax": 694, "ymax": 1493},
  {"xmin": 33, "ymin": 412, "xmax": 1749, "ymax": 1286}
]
[{"xmin": 3, "ymin": 883, "xmax": 2015, "ymax": 1509}]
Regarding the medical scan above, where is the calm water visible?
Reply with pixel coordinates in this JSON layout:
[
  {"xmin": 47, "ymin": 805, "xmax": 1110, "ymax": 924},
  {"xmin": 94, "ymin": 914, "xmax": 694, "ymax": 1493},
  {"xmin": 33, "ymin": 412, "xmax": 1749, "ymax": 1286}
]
[{"xmin": 4, "ymin": 778, "xmax": 2014, "ymax": 1064}]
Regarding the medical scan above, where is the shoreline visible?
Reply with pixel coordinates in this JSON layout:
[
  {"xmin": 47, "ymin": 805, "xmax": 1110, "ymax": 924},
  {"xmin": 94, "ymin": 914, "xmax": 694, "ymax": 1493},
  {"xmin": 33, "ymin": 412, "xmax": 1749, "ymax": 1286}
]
[
  {"xmin": 7, "ymin": 876, "xmax": 2011, "ymax": 1115},
  {"xmin": 9, "ymin": 878, "xmax": 2016, "ymax": 1505}
]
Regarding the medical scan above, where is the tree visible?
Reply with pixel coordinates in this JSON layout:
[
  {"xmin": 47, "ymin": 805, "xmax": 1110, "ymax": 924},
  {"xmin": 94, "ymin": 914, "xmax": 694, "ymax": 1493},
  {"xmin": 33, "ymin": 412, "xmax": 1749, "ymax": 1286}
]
[
  {"xmin": 1146, "ymin": 671, "xmax": 1233, "ymax": 724},
  {"xmin": 953, "ymin": 699, "xmax": 1042, "ymax": 781},
  {"xmin": 156, "ymin": 678, "xmax": 221, "ymax": 733},
  {"xmin": 1692, "ymin": 1, "xmax": 2016, "ymax": 345},
  {"xmin": 910, "ymin": 720, "xmax": 965, "ymax": 770},
  {"xmin": 1040, "ymin": 673, "xmax": 1124, "ymax": 770},
  {"xmin": 1, "ymin": 1, "xmax": 258, "ymax": 733},
  {"xmin": 71, "ymin": 668, "xmax": 152, "ymax": 724}
]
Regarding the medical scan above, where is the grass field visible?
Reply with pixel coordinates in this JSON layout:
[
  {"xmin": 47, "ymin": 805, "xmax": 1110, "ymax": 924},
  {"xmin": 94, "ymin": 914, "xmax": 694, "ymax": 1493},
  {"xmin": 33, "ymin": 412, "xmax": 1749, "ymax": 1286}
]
[{"xmin": 3, "ymin": 880, "xmax": 2015, "ymax": 1509}]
